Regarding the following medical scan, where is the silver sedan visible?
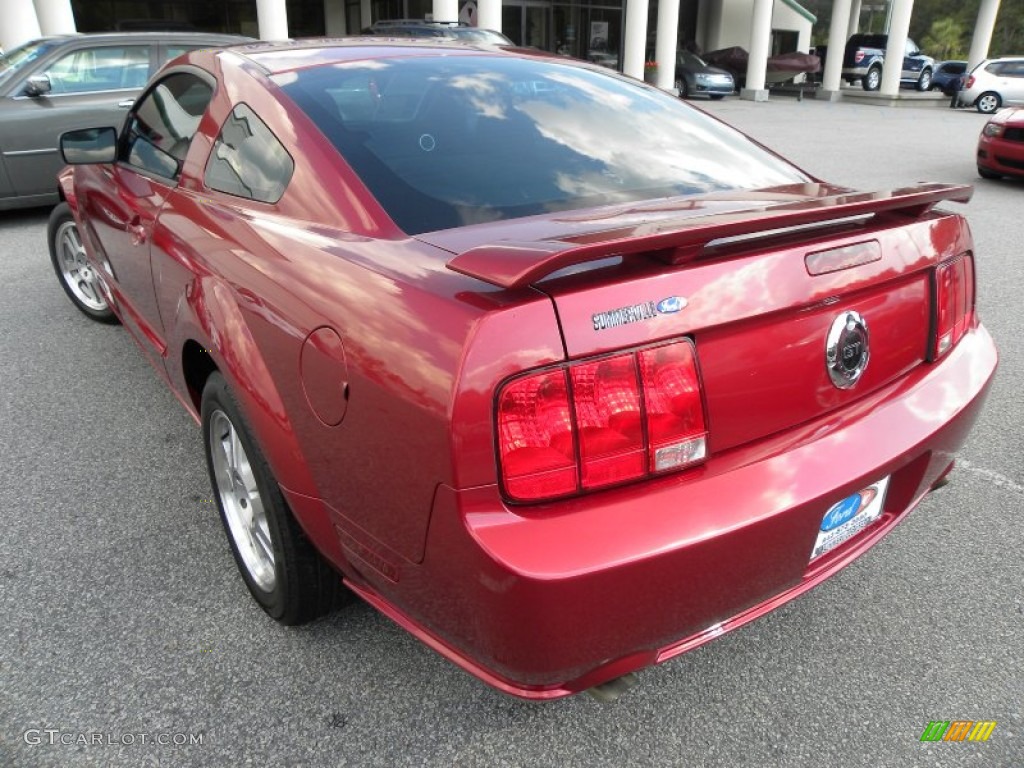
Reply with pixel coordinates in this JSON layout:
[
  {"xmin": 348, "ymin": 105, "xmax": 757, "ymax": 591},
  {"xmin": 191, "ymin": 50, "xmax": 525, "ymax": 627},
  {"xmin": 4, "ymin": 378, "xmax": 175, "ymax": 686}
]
[{"xmin": 0, "ymin": 31, "xmax": 245, "ymax": 210}]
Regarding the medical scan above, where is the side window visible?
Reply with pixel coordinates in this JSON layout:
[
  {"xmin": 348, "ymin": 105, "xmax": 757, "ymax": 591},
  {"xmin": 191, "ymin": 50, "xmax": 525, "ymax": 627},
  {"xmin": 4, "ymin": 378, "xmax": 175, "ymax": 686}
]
[
  {"xmin": 204, "ymin": 103, "xmax": 294, "ymax": 204},
  {"xmin": 40, "ymin": 45, "xmax": 149, "ymax": 94},
  {"xmin": 162, "ymin": 45, "xmax": 211, "ymax": 66},
  {"xmin": 985, "ymin": 62, "xmax": 1005, "ymax": 75},
  {"xmin": 1006, "ymin": 62, "xmax": 1024, "ymax": 78},
  {"xmin": 124, "ymin": 72, "xmax": 213, "ymax": 181}
]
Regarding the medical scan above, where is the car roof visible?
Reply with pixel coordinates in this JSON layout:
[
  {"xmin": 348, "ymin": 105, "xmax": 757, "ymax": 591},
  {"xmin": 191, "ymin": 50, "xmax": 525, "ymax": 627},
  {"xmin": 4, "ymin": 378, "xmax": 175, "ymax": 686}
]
[
  {"xmin": 234, "ymin": 38, "xmax": 531, "ymax": 75},
  {"xmin": 26, "ymin": 32, "xmax": 249, "ymax": 46},
  {"xmin": 368, "ymin": 19, "xmax": 468, "ymax": 28}
]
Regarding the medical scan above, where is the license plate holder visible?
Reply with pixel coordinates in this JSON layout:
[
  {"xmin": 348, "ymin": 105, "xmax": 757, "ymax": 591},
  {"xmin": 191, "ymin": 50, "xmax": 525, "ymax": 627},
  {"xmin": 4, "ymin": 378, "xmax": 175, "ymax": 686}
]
[{"xmin": 811, "ymin": 476, "xmax": 890, "ymax": 560}]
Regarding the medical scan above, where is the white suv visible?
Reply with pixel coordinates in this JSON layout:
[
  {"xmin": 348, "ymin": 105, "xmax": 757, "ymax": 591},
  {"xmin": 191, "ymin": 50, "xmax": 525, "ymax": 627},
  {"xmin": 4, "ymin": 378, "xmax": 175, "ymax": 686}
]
[{"xmin": 960, "ymin": 57, "xmax": 1024, "ymax": 114}]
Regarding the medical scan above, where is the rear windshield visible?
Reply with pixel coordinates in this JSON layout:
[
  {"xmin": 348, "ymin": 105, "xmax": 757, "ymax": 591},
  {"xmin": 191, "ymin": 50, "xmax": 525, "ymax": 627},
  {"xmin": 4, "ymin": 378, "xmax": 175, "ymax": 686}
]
[
  {"xmin": 849, "ymin": 35, "xmax": 886, "ymax": 48},
  {"xmin": 276, "ymin": 55, "xmax": 808, "ymax": 234}
]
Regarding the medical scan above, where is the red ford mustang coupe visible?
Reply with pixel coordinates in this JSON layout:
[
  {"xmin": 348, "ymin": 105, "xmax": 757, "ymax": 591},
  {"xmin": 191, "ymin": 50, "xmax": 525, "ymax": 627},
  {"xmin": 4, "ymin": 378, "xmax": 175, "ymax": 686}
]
[{"xmin": 50, "ymin": 40, "xmax": 997, "ymax": 699}]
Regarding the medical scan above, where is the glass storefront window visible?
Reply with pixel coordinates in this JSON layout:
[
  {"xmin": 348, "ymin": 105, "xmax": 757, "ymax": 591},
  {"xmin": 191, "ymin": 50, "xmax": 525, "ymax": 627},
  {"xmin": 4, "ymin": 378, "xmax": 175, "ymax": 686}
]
[{"xmin": 550, "ymin": 3, "xmax": 621, "ymax": 68}]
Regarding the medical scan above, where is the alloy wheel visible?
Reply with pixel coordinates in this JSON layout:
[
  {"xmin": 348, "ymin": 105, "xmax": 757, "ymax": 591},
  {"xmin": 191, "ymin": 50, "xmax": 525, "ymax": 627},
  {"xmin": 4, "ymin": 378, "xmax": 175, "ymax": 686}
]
[
  {"xmin": 209, "ymin": 409, "xmax": 276, "ymax": 592},
  {"xmin": 977, "ymin": 93, "xmax": 1000, "ymax": 114},
  {"xmin": 55, "ymin": 220, "xmax": 107, "ymax": 312}
]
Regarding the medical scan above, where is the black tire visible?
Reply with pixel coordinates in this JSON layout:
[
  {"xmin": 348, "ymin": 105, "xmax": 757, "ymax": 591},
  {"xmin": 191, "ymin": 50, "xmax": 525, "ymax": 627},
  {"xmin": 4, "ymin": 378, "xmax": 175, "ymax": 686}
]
[
  {"xmin": 916, "ymin": 68, "xmax": 932, "ymax": 91},
  {"xmin": 709, "ymin": 94, "xmax": 725, "ymax": 100},
  {"xmin": 201, "ymin": 372, "xmax": 348, "ymax": 625},
  {"xmin": 976, "ymin": 91, "xmax": 1001, "ymax": 115},
  {"xmin": 48, "ymin": 202, "xmax": 117, "ymax": 323},
  {"xmin": 978, "ymin": 165, "xmax": 1001, "ymax": 180},
  {"xmin": 862, "ymin": 66, "xmax": 881, "ymax": 91},
  {"xmin": 676, "ymin": 78, "xmax": 689, "ymax": 99}
]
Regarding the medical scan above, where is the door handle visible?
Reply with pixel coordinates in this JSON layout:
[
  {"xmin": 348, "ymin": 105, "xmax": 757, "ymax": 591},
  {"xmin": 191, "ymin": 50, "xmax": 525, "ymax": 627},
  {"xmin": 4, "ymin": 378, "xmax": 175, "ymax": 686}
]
[
  {"xmin": 126, "ymin": 216, "xmax": 148, "ymax": 246},
  {"xmin": 117, "ymin": 99, "xmax": 134, "ymax": 108}
]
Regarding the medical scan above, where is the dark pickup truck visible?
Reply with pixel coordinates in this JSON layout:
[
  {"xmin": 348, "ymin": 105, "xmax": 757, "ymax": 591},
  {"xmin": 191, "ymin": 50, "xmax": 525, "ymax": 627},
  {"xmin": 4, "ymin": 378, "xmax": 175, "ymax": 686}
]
[{"xmin": 842, "ymin": 33, "xmax": 934, "ymax": 91}]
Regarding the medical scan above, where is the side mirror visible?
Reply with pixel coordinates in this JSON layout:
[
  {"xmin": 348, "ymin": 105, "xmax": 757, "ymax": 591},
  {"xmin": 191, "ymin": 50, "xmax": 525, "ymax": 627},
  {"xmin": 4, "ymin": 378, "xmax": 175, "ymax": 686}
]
[
  {"xmin": 23, "ymin": 73, "xmax": 51, "ymax": 97},
  {"xmin": 60, "ymin": 127, "xmax": 118, "ymax": 164}
]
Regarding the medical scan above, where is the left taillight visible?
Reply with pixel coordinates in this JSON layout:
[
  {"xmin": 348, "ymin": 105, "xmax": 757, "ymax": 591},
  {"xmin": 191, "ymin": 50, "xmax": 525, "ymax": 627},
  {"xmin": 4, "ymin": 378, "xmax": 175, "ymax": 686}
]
[
  {"xmin": 496, "ymin": 339, "xmax": 707, "ymax": 503},
  {"xmin": 932, "ymin": 254, "xmax": 975, "ymax": 359}
]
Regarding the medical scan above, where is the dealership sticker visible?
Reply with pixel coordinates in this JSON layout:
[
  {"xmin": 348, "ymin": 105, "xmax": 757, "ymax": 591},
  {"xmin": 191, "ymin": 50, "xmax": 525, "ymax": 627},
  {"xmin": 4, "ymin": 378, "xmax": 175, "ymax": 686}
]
[{"xmin": 811, "ymin": 476, "xmax": 890, "ymax": 559}]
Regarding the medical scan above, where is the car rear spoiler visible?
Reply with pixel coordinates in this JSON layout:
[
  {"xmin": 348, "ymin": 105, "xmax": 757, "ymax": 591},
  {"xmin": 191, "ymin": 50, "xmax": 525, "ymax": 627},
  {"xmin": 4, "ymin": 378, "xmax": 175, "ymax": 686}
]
[{"xmin": 446, "ymin": 183, "xmax": 973, "ymax": 289}]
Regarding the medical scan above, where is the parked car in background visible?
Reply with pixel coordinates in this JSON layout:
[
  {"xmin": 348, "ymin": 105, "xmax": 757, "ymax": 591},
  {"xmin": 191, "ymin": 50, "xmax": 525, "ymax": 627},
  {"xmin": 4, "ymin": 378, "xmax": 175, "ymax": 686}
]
[
  {"xmin": 586, "ymin": 51, "xmax": 619, "ymax": 70},
  {"xmin": 977, "ymin": 107, "xmax": 1024, "ymax": 179},
  {"xmin": 362, "ymin": 20, "xmax": 512, "ymax": 44},
  {"xmin": 703, "ymin": 46, "xmax": 819, "ymax": 88},
  {"xmin": 842, "ymin": 34, "xmax": 934, "ymax": 91},
  {"xmin": 52, "ymin": 40, "xmax": 996, "ymax": 700},
  {"xmin": 0, "ymin": 32, "xmax": 247, "ymax": 211},
  {"xmin": 931, "ymin": 60, "xmax": 967, "ymax": 96},
  {"xmin": 960, "ymin": 57, "xmax": 1024, "ymax": 114},
  {"xmin": 672, "ymin": 50, "xmax": 733, "ymax": 99}
]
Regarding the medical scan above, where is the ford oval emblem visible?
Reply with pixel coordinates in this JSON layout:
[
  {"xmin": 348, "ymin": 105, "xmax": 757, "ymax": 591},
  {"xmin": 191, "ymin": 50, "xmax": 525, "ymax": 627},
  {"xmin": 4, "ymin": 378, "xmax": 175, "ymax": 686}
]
[
  {"xmin": 821, "ymin": 493, "xmax": 863, "ymax": 532},
  {"xmin": 657, "ymin": 296, "xmax": 688, "ymax": 314}
]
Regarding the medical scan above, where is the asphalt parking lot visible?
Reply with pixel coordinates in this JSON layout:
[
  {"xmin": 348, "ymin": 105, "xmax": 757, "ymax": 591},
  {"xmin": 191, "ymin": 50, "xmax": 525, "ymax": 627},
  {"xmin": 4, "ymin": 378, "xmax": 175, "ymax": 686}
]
[{"xmin": 1, "ymin": 95, "xmax": 1021, "ymax": 768}]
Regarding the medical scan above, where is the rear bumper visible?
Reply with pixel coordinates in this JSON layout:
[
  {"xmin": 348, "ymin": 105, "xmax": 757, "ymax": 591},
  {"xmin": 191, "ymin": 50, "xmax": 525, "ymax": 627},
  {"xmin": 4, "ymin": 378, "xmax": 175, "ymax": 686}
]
[
  {"xmin": 959, "ymin": 87, "xmax": 989, "ymax": 106},
  {"xmin": 351, "ymin": 324, "xmax": 997, "ymax": 699}
]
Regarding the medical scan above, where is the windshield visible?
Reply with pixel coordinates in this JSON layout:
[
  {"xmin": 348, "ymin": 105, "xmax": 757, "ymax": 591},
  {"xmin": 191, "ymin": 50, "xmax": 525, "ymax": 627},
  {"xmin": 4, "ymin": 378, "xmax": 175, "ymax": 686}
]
[
  {"xmin": 277, "ymin": 55, "xmax": 808, "ymax": 234},
  {"xmin": 0, "ymin": 40, "xmax": 54, "ymax": 87},
  {"xmin": 679, "ymin": 51, "xmax": 708, "ymax": 68}
]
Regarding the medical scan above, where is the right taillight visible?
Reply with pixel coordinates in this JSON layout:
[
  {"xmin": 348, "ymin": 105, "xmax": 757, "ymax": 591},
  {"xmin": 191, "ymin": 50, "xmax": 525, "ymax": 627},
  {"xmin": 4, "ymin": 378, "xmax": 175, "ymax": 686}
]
[
  {"xmin": 933, "ymin": 254, "xmax": 975, "ymax": 359},
  {"xmin": 638, "ymin": 342, "xmax": 707, "ymax": 473},
  {"xmin": 496, "ymin": 339, "xmax": 707, "ymax": 503}
]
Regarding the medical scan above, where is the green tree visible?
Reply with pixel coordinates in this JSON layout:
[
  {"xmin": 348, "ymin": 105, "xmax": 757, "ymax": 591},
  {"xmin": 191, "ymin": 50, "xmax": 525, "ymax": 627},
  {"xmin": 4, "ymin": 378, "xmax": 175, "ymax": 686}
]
[
  {"xmin": 922, "ymin": 17, "xmax": 967, "ymax": 58},
  {"xmin": 812, "ymin": 0, "xmax": 1024, "ymax": 58}
]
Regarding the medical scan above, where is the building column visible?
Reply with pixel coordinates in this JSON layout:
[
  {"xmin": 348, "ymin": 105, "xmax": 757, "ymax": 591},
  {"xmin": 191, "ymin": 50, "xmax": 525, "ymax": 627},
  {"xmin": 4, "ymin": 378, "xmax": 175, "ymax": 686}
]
[
  {"xmin": 967, "ymin": 0, "xmax": 1001, "ymax": 72},
  {"xmin": 433, "ymin": 0, "xmax": 459, "ymax": 22},
  {"xmin": 256, "ymin": 0, "xmax": 289, "ymax": 39},
  {"xmin": 741, "ymin": 0, "xmax": 773, "ymax": 101},
  {"xmin": 622, "ymin": 0, "xmax": 649, "ymax": 79},
  {"xmin": 324, "ymin": 0, "xmax": 346, "ymax": 35},
  {"xmin": 360, "ymin": 0, "xmax": 371, "ymax": 29},
  {"xmin": 654, "ymin": 0, "xmax": 680, "ymax": 90},
  {"xmin": 477, "ymin": 0, "xmax": 501, "ymax": 32},
  {"xmin": 32, "ymin": 0, "xmax": 75, "ymax": 34},
  {"xmin": 879, "ymin": 0, "xmax": 913, "ymax": 95},
  {"xmin": 847, "ymin": 0, "xmax": 862, "ymax": 36},
  {"xmin": 818, "ymin": 0, "xmax": 851, "ymax": 100},
  {"xmin": 0, "ymin": 0, "xmax": 42, "ymax": 51}
]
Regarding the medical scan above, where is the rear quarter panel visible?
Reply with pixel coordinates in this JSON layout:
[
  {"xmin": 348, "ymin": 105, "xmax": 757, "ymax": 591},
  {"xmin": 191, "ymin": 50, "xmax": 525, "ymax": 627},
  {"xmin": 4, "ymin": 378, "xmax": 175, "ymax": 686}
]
[{"xmin": 154, "ymin": 56, "xmax": 526, "ymax": 569}]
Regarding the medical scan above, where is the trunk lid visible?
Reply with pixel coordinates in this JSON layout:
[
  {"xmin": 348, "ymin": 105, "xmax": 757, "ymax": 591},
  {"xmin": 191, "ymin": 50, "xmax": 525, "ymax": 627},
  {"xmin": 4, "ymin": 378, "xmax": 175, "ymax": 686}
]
[{"xmin": 421, "ymin": 182, "xmax": 972, "ymax": 453}]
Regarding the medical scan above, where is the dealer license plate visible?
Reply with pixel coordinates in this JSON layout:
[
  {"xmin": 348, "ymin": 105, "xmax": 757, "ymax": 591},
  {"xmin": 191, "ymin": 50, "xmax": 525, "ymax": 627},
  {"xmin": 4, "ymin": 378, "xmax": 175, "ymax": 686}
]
[{"xmin": 810, "ymin": 477, "xmax": 890, "ymax": 560}]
